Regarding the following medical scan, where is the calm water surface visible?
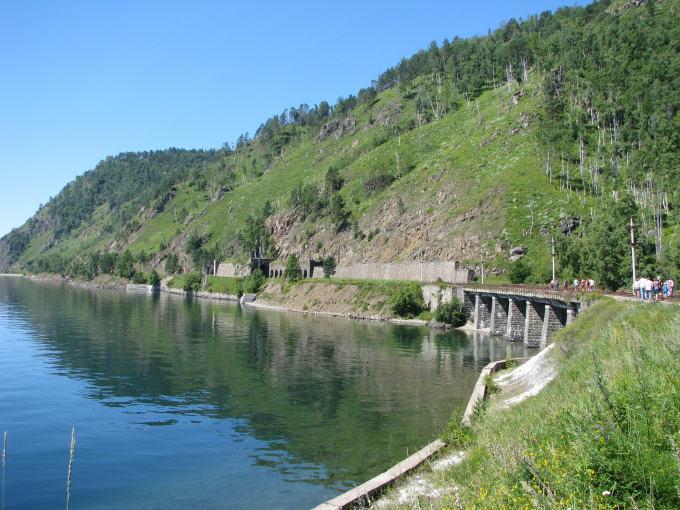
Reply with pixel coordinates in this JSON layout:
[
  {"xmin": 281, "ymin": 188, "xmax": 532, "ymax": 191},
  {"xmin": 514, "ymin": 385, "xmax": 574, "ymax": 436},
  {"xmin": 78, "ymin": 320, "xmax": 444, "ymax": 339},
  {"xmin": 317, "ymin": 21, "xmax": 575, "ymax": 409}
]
[{"xmin": 0, "ymin": 276, "xmax": 533, "ymax": 509}]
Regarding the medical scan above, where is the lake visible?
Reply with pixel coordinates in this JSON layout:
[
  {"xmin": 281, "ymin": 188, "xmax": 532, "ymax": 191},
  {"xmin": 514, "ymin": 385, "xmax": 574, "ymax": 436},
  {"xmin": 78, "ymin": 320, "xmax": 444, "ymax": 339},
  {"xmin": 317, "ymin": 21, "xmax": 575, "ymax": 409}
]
[{"xmin": 0, "ymin": 276, "xmax": 533, "ymax": 509}]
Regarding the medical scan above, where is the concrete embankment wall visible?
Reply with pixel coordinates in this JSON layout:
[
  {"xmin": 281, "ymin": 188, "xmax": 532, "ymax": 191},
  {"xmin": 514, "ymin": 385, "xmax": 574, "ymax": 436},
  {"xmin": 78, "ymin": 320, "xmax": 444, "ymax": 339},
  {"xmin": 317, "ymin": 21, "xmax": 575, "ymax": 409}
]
[
  {"xmin": 160, "ymin": 282, "xmax": 238, "ymax": 301},
  {"xmin": 422, "ymin": 284, "xmax": 456, "ymax": 311},
  {"xmin": 126, "ymin": 284, "xmax": 155, "ymax": 293},
  {"xmin": 334, "ymin": 261, "xmax": 472, "ymax": 284},
  {"xmin": 215, "ymin": 263, "xmax": 249, "ymax": 278}
]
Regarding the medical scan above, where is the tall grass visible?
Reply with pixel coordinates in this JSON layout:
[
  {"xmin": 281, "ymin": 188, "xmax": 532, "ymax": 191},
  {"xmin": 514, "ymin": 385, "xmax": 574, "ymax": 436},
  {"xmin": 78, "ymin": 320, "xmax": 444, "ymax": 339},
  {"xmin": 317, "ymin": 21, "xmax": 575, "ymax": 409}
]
[
  {"xmin": 2, "ymin": 431, "xmax": 6, "ymax": 510},
  {"xmin": 66, "ymin": 428, "xmax": 75, "ymax": 510},
  {"xmin": 382, "ymin": 300, "xmax": 680, "ymax": 508}
]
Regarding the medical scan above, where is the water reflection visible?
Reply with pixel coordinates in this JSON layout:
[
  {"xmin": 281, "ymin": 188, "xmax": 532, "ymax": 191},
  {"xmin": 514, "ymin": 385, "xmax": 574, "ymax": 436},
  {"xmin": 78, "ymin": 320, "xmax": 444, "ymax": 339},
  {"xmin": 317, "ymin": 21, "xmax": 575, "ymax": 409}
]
[{"xmin": 0, "ymin": 277, "xmax": 533, "ymax": 508}]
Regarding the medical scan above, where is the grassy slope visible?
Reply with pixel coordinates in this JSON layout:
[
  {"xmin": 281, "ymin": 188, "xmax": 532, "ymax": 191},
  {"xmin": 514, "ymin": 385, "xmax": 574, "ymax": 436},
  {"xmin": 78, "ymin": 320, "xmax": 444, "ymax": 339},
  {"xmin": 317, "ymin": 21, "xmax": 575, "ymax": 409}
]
[
  {"xmin": 256, "ymin": 278, "xmax": 431, "ymax": 319},
  {"xmin": 2, "ymin": 71, "xmax": 595, "ymax": 279},
  {"xmin": 379, "ymin": 299, "xmax": 680, "ymax": 508}
]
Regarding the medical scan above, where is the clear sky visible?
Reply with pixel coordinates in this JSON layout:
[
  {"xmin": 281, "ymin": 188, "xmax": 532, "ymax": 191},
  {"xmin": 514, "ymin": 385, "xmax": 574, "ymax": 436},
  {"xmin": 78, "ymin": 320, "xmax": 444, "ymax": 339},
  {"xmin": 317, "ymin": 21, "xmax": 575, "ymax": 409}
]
[{"xmin": 0, "ymin": 0, "xmax": 578, "ymax": 238}]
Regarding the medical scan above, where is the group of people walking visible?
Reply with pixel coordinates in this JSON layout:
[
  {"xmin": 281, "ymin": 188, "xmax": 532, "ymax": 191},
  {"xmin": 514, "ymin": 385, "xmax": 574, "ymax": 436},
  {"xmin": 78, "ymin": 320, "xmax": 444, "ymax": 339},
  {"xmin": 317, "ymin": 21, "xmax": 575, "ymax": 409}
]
[
  {"xmin": 549, "ymin": 278, "xmax": 596, "ymax": 293},
  {"xmin": 541, "ymin": 275, "xmax": 678, "ymax": 300},
  {"xmin": 634, "ymin": 276, "xmax": 675, "ymax": 300}
]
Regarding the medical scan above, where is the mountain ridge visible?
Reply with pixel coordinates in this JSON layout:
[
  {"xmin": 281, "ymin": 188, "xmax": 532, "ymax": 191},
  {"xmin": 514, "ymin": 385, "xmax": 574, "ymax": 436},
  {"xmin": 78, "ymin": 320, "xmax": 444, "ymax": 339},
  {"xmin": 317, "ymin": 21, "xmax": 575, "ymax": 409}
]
[{"xmin": 3, "ymin": 0, "xmax": 679, "ymax": 290}]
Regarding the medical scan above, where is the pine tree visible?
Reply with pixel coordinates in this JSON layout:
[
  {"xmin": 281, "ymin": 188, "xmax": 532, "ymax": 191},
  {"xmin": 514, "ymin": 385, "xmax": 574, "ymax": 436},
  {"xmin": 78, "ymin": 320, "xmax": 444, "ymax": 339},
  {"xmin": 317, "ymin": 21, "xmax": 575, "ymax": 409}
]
[{"xmin": 284, "ymin": 254, "xmax": 302, "ymax": 281}]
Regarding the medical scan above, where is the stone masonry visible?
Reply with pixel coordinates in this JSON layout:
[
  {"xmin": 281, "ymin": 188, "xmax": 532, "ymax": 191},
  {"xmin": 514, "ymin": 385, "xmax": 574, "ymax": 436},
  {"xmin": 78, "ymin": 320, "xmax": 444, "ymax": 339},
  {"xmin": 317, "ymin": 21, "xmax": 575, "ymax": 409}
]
[
  {"xmin": 524, "ymin": 301, "xmax": 545, "ymax": 348},
  {"xmin": 334, "ymin": 261, "xmax": 472, "ymax": 284},
  {"xmin": 463, "ymin": 287, "xmax": 580, "ymax": 349},
  {"xmin": 490, "ymin": 296, "xmax": 509, "ymax": 336},
  {"xmin": 541, "ymin": 305, "xmax": 567, "ymax": 349},
  {"xmin": 507, "ymin": 299, "xmax": 527, "ymax": 342},
  {"xmin": 474, "ymin": 295, "xmax": 492, "ymax": 330}
]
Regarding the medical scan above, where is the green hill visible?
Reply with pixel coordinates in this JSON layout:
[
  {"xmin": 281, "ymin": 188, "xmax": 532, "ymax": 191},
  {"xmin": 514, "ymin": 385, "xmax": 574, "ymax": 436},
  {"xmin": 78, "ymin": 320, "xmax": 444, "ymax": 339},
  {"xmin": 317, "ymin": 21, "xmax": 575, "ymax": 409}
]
[{"xmin": 2, "ymin": 0, "xmax": 680, "ymax": 290}]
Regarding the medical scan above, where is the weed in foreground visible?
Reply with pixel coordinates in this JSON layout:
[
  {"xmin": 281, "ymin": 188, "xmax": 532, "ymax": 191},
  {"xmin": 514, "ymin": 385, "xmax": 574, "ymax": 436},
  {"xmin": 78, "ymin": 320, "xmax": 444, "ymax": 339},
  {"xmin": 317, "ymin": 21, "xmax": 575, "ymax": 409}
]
[{"xmin": 434, "ymin": 301, "xmax": 680, "ymax": 509}]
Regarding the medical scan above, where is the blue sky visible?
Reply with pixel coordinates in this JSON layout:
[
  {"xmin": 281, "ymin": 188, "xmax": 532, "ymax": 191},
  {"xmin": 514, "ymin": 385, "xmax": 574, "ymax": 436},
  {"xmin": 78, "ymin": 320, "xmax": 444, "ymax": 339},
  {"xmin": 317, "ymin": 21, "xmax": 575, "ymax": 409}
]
[{"xmin": 0, "ymin": 0, "xmax": 578, "ymax": 238}]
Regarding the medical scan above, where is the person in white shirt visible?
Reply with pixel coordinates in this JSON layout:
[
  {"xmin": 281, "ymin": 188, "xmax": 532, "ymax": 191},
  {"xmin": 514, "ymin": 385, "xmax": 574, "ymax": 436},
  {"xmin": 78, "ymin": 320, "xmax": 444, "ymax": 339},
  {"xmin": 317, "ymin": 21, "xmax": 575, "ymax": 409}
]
[
  {"xmin": 638, "ymin": 277, "xmax": 648, "ymax": 300},
  {"xmin": 644, "ymin": 277, "xmax": 653, "ymax": 301}
]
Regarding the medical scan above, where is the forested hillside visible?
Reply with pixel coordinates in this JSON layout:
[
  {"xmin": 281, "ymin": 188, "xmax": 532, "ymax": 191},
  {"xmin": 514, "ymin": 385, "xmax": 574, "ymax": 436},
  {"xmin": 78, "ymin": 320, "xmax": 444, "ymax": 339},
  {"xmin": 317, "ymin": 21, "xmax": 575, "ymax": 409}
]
[{"xmin": 2, "ymin": 0, "xmax": 679, "ymax": 290}]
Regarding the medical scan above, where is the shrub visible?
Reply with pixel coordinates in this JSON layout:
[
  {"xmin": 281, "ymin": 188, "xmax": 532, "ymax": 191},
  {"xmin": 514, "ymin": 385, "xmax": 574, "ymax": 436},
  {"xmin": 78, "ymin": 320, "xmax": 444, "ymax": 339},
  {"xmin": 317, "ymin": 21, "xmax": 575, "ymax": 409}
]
[
  {"xmin": 185, "ymin": 233, "xmax": 204, "ymax": 253},
  {"xmin": 132, "ymin": 271, "xmax": 147, "ymax": 284},
  {"xmin": 149, "ymin": 269, "xmax": 161, "ymax": 287},
  {"xmin": 240, "ymin": 269, "xmax": 265, "ymax": 294},
  {"xmin": 182, "ymin": 273, "xmax": 202, "ymax": 292},
  {"xmin": 434, "ymin": 299, "xmax": 467, "ymax": 327},
  {"xmin": 508, "ymin": 259, "xmax": 531, "ymax": 284},
  {"xmin": 389, "ymin": 283, "xmax": 425, "ymax": 318},
  {"xmin": 363, "ymin": 172, "xmax": 394, "ymax": 193}
]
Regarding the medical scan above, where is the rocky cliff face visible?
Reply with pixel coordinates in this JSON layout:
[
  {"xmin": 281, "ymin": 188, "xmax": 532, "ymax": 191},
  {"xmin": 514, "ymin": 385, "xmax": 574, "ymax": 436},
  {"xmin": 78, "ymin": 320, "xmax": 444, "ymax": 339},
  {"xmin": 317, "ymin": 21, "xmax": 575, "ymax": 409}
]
[{"xmin": 266, "ymin": 180, "xmax": 506, "ymax": 268}]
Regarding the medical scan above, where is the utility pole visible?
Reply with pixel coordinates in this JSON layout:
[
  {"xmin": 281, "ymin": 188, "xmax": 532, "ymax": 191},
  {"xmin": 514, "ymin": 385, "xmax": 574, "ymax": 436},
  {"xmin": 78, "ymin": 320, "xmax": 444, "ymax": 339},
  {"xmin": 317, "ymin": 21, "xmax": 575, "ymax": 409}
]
[
  {"xmin": 479, "ymin": 248, "xmax": 484, "ymax": 285},
  {"xmin": 630, "ymin": 217, "xmax": 637, "ymax": 283},
  {"xmin": 551, "ymin": 235, "xmax": 556, "ymax": 281}
]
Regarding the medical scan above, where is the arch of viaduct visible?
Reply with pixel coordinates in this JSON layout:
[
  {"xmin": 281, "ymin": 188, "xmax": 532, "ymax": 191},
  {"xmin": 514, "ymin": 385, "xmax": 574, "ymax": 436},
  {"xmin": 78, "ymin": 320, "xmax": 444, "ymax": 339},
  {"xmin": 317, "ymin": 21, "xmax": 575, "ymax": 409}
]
[{"xmin": 461, "ymin": 286, "xmax": 582, "ymax": 349}]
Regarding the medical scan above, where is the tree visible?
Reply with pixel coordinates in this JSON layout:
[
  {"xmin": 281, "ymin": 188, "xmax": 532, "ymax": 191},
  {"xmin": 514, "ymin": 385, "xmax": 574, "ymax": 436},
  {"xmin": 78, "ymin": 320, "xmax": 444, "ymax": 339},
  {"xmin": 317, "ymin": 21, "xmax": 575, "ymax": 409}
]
[
  {"xmin": 435, "ymin": 299, "xmax": 467, "ymax": 327},
  {"xmin": 87, "ymin": 252, "xmax": 100, "ymax": 279},
  {"xmin": 132, "ymin": 271, "xmax": 147, "ymax": 284},
  {"xmin": 324, "ymin": 166, "xmax": 344, "ymax": 196},
  {"xmin": 185, "ymin": 233, "xmax": 204, "ymax": 253},
  {"xmin": 149, "ymin": 269, "xmax": 161, "ymax": 287},
  {"xmin": 508, "ymin": 259, "xmax": 531, "ymax": 284},
  {"xmin": 165, "ymin": 253, "xmax": 179, "ymax": 274},
  {"xmin": 389, "ymin": 283, "xmax": 425, "ymax": 318},
  {"xmin": 115, "ymin": 250, "xmax": 135, "ymax": 279},
  {"xmin": 238, "ymin": 214, "xmax": 270, "ymax": 257},
  {"xmin": 284, "ymin": 254, "xmax": 302, "ymax": 282},
  {"xmin": 241, "ymin": 269, "xmax": 265, "ymax": 294},
  {"xmin": 99, "ymin": 253, "xmax": 117, "ymax": 274},
  {"xmin": 561, "ymin": 196, "xmax": 643, "ymax": 291},
  {"xmin": 192, "ymin": 246, "xmax": 218, "ymax": 274},
  {"xmin": 319, "ymin": 101, "xmax": 330, "ymax": 120},
  {"xmin": 183, "ymin": 273, "xmax": 202, "ymax": 292},
  {"xmin": 322, "ymin": 256, "xmax": 337, "ymax": 279},
  {"xmin": 329, "ymin": 193, "xmax": 349, "ymax": 230}
]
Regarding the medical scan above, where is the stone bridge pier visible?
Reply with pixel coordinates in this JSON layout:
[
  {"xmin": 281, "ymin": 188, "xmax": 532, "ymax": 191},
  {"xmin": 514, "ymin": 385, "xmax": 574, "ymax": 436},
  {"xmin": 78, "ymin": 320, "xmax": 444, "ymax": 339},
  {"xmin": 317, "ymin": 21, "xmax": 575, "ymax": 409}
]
[{"xmin": 462, "ymin": 287, "xmax": 579, "ymax": 349}]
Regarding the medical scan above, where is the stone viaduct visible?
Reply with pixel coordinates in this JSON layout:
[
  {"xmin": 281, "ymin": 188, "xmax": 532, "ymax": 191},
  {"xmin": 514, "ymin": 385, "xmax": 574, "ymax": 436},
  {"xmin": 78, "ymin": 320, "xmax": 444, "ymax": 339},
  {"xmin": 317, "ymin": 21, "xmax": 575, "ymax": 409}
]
[
  {"xmin": 460, "ymin": 285, "xmax": 582, "ymax": 348},
  {"xmin": 215, "ymin": 257, "xmax": 580, "ymax": 350}
]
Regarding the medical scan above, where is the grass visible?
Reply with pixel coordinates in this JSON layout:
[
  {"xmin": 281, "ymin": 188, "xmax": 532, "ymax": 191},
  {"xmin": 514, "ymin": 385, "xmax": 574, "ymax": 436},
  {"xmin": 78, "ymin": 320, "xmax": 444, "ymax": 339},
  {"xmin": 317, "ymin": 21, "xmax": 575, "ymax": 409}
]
[
  {"xmin": 259, "ymin": 277, "xmax": 439, "ymax": 318},
  {"xmin": 7, "ymin": 71, "xmax": 605, "ymax": 282},
  {"xmin": 379, "ymin": 299, "xmax": 680, "ymax": 508},
  {"xmin": 11, "ymin": 64, "xmax": 652, "ymax": 296},
  {"xmin": 165, "ymin": 274, "xmax": 241, "ymax": 295}
]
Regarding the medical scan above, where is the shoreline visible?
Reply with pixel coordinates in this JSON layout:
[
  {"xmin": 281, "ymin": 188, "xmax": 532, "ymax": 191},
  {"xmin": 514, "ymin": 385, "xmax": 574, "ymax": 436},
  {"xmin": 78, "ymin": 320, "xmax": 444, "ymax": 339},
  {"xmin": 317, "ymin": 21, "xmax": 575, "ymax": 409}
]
[
  {"xmin": 18, "ymin": 273, "xmax": 495, "ymax": 333},
  {"xmin": 246, "ymin": 299, "xmax": 445, "ymax": 328},
  {"xmin": 15, "ymin": 271, "xmax": 528, "ymax": 508},
  {"xmin": 18, "ymin": 272, "xmax": 493, "ymax": 332}
]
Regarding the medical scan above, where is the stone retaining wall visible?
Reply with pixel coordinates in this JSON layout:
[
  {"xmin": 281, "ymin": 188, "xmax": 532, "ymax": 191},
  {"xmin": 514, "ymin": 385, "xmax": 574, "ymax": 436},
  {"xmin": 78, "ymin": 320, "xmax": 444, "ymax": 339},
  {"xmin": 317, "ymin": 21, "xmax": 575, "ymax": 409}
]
[
  {"xmin": 422, "ymin": 284, "xmax": 455, "ymax": 311},
  {"xmin": 334, "ymin": 261, "xmax": 471, "ymax": 284},
  {"xmin": 215, "ymin": 263, "xmax": 249, "ymax": 278},
  {"xmin": 126, "ymin": 284, "xmax": 154, "ymax": 293}
]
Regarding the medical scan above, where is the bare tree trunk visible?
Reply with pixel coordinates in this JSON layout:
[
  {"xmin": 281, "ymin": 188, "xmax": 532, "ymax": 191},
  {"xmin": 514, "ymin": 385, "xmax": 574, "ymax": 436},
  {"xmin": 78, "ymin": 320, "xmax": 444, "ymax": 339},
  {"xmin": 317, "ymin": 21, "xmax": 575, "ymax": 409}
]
[{"xmin": 579, "ymin": 136, "xmax": 585, "ymax": 192}]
